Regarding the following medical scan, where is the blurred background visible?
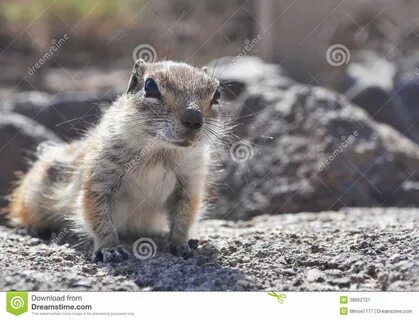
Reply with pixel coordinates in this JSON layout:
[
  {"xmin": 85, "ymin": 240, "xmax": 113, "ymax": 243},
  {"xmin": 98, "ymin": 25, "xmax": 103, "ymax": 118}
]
[
  {"xmin": 2, "ymin": 0, "xmax": 419, "ymax": 292},
  {"xmin": 2, "ymin": 0, "xmax": 419, "ymax": 219},
  {"xmin": 2, "ymin": 0, "xmax": 419, "ymax": 96}
]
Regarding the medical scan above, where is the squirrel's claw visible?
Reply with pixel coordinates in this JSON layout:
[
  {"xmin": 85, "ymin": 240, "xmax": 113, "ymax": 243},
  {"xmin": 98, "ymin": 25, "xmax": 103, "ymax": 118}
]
[
  {"xmin": 92, "ymin": 245, "xmax": 130, "ymax": 263},
  {"xmin": 168, "ymin": 239, "xmax": 199, "ymax": 259}
]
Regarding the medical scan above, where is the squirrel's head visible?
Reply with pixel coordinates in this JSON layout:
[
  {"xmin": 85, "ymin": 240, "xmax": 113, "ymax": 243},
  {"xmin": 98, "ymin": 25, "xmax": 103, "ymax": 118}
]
[{"xmin": 125, "ymin": 59, "xmax": 223, "ymax": 148}]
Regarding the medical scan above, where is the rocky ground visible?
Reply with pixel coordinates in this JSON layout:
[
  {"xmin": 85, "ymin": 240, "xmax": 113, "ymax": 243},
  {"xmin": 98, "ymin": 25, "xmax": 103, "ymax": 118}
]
[
  {"xmin": 2, "ymin": 56, "xmax": 419, "ymax": 292},
  {"xmin": 0, "ymin": 207, "xmax": 418, "ymax": 291}
]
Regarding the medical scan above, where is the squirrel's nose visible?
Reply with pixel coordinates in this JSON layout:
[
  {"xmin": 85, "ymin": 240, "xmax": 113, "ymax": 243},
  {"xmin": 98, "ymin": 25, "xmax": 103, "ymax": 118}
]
[{"xmin": 180, "ymin": 108, "xmax": 203, "ymax": 130}]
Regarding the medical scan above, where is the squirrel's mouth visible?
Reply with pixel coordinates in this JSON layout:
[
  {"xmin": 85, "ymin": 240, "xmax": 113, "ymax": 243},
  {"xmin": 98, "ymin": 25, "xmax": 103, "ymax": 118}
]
[
  {"xmin": 169, "ymin": 139, "xmax": 193, "ymax": 147},
  {"xmin": 156, "ymin": 133, "xmax": 194, "ymax": 147},
  {"xmin": 157, "ymin": 126, "xmax": 200, "ymax": 147}
]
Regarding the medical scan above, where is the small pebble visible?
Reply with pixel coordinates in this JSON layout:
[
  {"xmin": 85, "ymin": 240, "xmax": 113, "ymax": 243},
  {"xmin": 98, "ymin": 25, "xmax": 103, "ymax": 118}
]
[{"xmin": 307, "ymin": 269, "xmax": 325, "ymax": 282}]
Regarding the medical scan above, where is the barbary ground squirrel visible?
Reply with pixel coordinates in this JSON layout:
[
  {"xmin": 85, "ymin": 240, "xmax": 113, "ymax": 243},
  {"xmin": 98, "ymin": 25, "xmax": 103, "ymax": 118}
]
[{"xmin": 8, "ymin": 59, "xmax": 230, "ymax": 263}]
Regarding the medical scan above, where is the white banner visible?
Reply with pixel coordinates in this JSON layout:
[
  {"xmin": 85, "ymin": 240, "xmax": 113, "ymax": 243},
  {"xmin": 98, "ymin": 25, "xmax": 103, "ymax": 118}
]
[{"xmin": 1, "ymin": 291, "xmax": 417, "ymax": 319}]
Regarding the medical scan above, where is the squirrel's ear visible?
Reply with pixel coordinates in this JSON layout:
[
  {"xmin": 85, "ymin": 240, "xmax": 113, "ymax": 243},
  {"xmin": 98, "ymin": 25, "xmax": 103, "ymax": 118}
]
[
  {"xmin": 201, "ymin": 66, "xmax": 208, "ymax": 73},
  {"xmin": 127, "ymin": 59, "xmax": 147, "ymax": 94}
]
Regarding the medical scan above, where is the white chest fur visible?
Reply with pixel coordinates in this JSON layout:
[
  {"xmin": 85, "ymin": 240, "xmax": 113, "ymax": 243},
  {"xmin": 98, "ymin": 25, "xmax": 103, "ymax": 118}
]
[
  {"xmin": 109, "ymin": 144, "xmax": 208, "ymax": 235},
  {"xmin": 111, "ymin": 161, "xmax": 177, "ymax": 234}
]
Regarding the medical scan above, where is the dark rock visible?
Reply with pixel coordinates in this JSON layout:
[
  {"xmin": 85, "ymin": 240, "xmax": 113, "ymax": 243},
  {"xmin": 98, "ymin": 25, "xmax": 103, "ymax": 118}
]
[
  {"xmin": 366, "ymin": 264, "xmax": 378, "ymax": 278},
  {"xmin": 211, "ymin": 57, "xmax": 419, "ymax": 220},
  {"xmin": 3, "ymin": 89, "xmax": 119, "ymax": 141},
  {"xmin": 327, "ymin": 277, "xmax": 351, "ymax": 288},
  {"xmin": 0, "ymin": 112, "xmax": 61, "ymax": 224},
  {"xmin": 311, "ymin": 245, "xmax": 322, "ymax": 253},
  {"xmin": 345, "ymin": 51, "xmax": 419, "ymax": 144}
]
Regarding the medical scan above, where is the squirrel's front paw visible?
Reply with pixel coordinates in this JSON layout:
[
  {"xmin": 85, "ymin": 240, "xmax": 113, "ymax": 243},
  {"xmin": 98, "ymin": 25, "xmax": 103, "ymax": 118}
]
[
  {"xmin": 168, "ymin": 239, "xmax": 199, "ymax": 259},
  {"xmin": 92, "ymin": 245, "xmax": 130, "ymax": 263}
]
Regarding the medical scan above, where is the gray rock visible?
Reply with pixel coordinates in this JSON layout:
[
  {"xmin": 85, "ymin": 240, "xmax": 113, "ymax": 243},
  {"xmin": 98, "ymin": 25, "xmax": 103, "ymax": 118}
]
[
  {"xmin": 0, "ymin": 112, "xmax": 61, "ymax": 223},
  {"xmin": 211, "ymin": 56, "xmax": 419, "ymax": 220},
  {"xmin": 3, "ymin": 89, "xmax": 119, "ymax": 141}
]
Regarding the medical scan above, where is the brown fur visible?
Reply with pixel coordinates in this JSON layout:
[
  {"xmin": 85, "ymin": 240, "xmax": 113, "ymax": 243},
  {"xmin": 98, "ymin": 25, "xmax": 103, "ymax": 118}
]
[
  {"xmin": 9, "ymin": 180, "xmax": 37, "ymax": 226},
  {"xmin": 186, "ymin": 194, "xmax": 202, "ymax": 228},
  {"xmin": 82, "ymin": 179, "xmax": 101, "ymax": 232},
  {"xmin": 7, "ymin": 59, "xmax": 228, "ymax": 262}
]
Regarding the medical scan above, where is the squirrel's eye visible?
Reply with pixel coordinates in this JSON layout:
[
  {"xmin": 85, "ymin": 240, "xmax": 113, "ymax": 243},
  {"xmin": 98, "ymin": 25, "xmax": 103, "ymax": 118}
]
[
  {"xmin": 212, "ymin": 88, "xmax": 221, "ymax": 104},
  {"xmin": 144, "ymin": 78, "xmax": 160, "ymax": 98}
]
